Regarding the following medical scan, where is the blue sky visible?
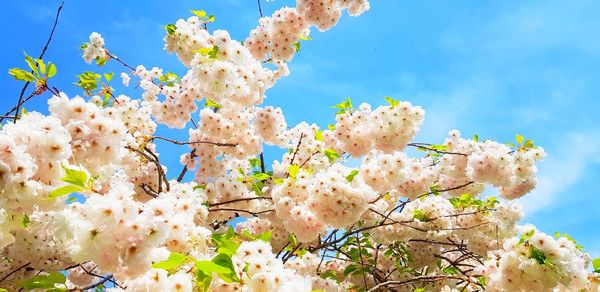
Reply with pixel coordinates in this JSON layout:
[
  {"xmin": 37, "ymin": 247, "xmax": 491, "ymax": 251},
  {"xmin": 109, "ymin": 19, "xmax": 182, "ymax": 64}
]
[{"xmin": 1, "ymin": 1, "xmax": 599, "ymax": 257}]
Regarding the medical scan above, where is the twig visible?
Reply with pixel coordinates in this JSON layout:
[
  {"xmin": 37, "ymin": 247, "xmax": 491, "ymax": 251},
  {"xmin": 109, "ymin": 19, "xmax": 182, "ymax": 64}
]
[
  {"xmin": 11, "ymin": 1, "xmax": 64, "ymax": 123},
  {"xmin": 0, "ymin": 262, "xmax": 30, "ymax": 284}
]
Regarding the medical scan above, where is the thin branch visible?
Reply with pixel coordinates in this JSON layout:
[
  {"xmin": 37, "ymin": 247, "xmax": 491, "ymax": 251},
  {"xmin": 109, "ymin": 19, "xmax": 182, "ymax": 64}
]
[
  {"xmin": 209, "ymin": 196, "xmax": 272, "ymax": 208},
  {"xmin": 13, "ymin": 1, "xmax": 64, "ymax": 123},
  {"xmin": 257, "ymin": 0, "xmax": 264, "ymax": 17},
  {"xmin": 0, "ymin": 262, "xmax": 30, "ymax": 284},
  {"xmin": 151, "ymin": 136, "xmax": 237, "ymax": 147}
]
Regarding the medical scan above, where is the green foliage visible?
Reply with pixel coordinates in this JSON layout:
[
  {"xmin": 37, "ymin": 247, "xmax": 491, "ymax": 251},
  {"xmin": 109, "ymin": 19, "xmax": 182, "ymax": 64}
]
[
  {"xmin": 593, "ymin": 258, "xmax": 600, "ymax": 273},
  {"xmin": 324, "ymin": 148, "xmax": 341, "ymax": 163},
  {"xmin": 449, "ymin": 194, "xmax": 498, "ymax": 210},
  {"xmin": 49, "ymin": 165, "xmax": 93, "ymax": 198},
  {"xmin": 288, "ymin": 164, "xmax": 300, "ymax": 179},
  {"xmin": 75, "ymin": 71, "xmax": 102, "ymax": 93},
  {"xmin": 212, "ymin": 228, "xmax": 240, "ymax": 256},
  {"xmin": 345, "ymin": 170, "xmax": 359, "ymax": 182},
  {"xmin": 204, "ymin": 98, "xmax": 222, "ymax": 109},
  {"xmin": 383, "ymin": 95, "xmax": 400, "ymax": 107},
  {"xmin": 327, "ymin": 124, "xmax": 336, "ymax": 131},
  {"xmin": 331, "ymin": 97, "xmax": 353, "ymax": 114},
  {"xmin": 20, "ymin": 272, "xmax": 66, "ymax": 291},
  {"xmin": 152, "ymin": 252, "xmax": 188, "ymax": 271},
  {"xmin": 8, "ymin": 52, "xmax": 57, "ymax": 84},
  {"xmin": 518, "ymin": 229, "xmax": 535, "ymax": 245},
  {"xmin": 21, "ymin": 214, "xmax": 31, "ymax": 228},
  {"xmin": 412, "ymin": 209, "xmax": 430, "ymax": 222},
  {"xmin": 163, "ymin": 24, "xmax": 177, "ymax": 35},
  {"xmin": 194, "ymin": 46, "xmax": 219, "ymax": 59},
  {"xmin": 314, "ymin": 129, "xmax": 324, "ymax": 141},
  {"xmin": 191, "ymin": 9, "xmax": 216, "ymax": 23},
  {"xmin": 159, "ymin": 72, "xmax": 180, "ymax": 86}
]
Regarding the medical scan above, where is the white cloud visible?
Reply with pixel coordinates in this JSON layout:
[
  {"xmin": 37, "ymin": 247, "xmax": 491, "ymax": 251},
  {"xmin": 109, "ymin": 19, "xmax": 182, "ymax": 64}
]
[{"xmin": 519, "ymin": 132, "xmax": 600, "ymax": 215}]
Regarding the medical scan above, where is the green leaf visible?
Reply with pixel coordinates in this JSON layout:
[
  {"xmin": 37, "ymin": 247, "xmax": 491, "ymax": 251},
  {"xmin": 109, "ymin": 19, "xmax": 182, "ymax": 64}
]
[
  {"xmin": 152, "ymin": 252, "xmax": 188, "ymax": 270},
  {"xmin": 208, "ymin": 15, "xmax": 216, "ymax": 22},
  {"xmin": 529, "ymin": 245, "xmax": 547, "ymax": 265},
  {"xmin": 518, "ymin": 229, "xmax": 535, "ymax": 245},
  {"xmin": 327, "ymin": 124, "xmax": 335, "ymax": 131},
  {"xmin": 414, "ymin": 288, "xmax": 425, "ymax": 292},
  {"xmin": 443, "ymin": 266, "xmax": 459, "ymax": 275},
  {"xmin": 47, "ymin": 62, "xmax": 57, "ymax": 78},
  {"xmin": 288, "ymin": 164, "xmax": 300, "ymax": 179},
  {"xmin": 21, "ymin": 272, "xmax": 66, "ymax": 290},
  {"xmin": 22, "ymin": 214, "xmax": 30, "ymax": 228},
  {"xmin": 49, "ymin": 185, "xmax": 84, "ymax": 198},
  {"xmin": 320, "ymin": 270, "xmax": 337, "ymax": 280},
  {"xmin": 592, "ymin": 258, "xmax": 600, "ymax": 272},
  {"xmin": 212, "ymin": 231, "xmax": 239, "ymax": 256},
  {"xmin": 196, "ymin": 253, "xmax": 239, "ymax": 283},
  {"xmin": 473, "ymin": 134, "xmax": 479, "ymax": 142},
  {"xmin": 163, "ymin": 24, "xmax": 177, "ymax": 35},
  {"xmin": 314, "ymin": 129, "xmax": 324, "ymax": 141},
  {"xmin": 298, "ymin": 34, "xmax": 311, "ymax": 41},
  {"xmin": 194, "ymin": 46, "xmax": 219, "ymax": 59},
  {"xmin": 332, "ymin": 97, "xmax": 353, "ymax": 111},
  {"xmin": 324, "ymin": 148, "xmax": 341, "ymax": 163},
  {"xmin": 294, "ymin": 41, "xmax": 301, "ymax": 52},
  {"xmin": 61, "ymin": 165, "xmax": 88, "ymax": 187},
  {"xmin": 412, "ymin": 209, "xmax": 430, "ymax": 222},
  {"xmin": 103, "ymin": 72, "xmax": 114, "ymax": 82},
  {"xmin": 383, "ymin": 96, "xmax": 400, "ymax": 107},
  {"xmin": 8, "ymin": 68, "xmax": 36, "ymax": 82},
  {"xmin": 35, "ymin": 58, "xmax": 46, "ymax": 75},
  {"xmin": 254, "ymin": 231, "xmax": 271, "ymax": 242},
  {"xmin": 288, "ymin": 233, "xmax": 298, "ymax": 246},
  {"xmin": 249, "ymin": 158, "xmax": 261, "ymax": 168},
  {"xmin": 204, "ymin": 98, "xmax": 222, "ymax": 109},
  {"xmin": 345, "ymin": 170, "xmax": 359, "ymax": 182},
  {"xmin": 516, "ymin": 134, "xmax": 524, "ymax": 145},
  {"xmin": 24, "ymin": 53, "xmax": 38, "ymax": 76},
  {"xmin": 191, "ymin": 9, "xmax": 207, "ymax": 18}
]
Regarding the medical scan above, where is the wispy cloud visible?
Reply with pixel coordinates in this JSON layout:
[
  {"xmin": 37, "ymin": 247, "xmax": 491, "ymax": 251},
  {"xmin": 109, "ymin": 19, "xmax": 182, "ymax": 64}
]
[{"xmin": 520, "ymin": 131, "xmax": 600, "ymax": 215}]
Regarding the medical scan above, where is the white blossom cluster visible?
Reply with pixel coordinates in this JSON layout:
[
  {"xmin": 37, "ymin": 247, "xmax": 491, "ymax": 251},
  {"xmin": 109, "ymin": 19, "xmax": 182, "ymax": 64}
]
[
  {"xmin": 82, "ymin": 32, "xmax": 108, "ymax": 64},
  {"xmin": 479, "ymin": 227, "xmax": 589, "ymax": 291},
  {"xmin": 2, "ymin": 0, "xmax": 597, "ymax": 290},
  {"xmin": 246, "ymin": 0, "xmax": 370, "ymax": 63},
  {"xmin": 331, "ymin": 102, "xmax": 425, "ymax": 157}
]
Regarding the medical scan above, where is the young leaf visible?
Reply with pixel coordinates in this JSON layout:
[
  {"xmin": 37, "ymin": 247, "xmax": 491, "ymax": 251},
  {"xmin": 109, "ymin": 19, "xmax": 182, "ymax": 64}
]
[
  {"xmin": 103, "ymin": 72, "xmax": 114, "ymax": 82},
  {"xmin": 47, "ymin": 62, "xmax": 57, "ymax": 78},
  {"xmin": 49, "ymin": 185, "xmax": 85, "ymax": 198},
  {"xmin": 324, "ymin": 148, "xmax": 341, "ymax": 163},
  {"xmin": 204, "ymin": 98, "xmax": 222, "ymax": 109},
  {"xmin": 383, "ymin": 96, "xmax": 400, "ymax": 107},
  {"xmin": 152, "ymin": 252, "xmax": 188, "ymax": 270},
  {"xmin": 288, "ymin": 164, "xmax": 300, "ymax": 179},
  {"xmin": 345, "ymin": 170, "xmax": 359, "ymax": 182},
  {"xmin": 60, "ymin": 165, "xmax": 88, "ymax": 187},
  {"xmin": 8, "ymin": 68, "xmax": 36, "ymax": 82},
  {"xmin": 516, "ymin": 134, "xmax": 524, "ymax": 145},
  {"xmin": 21, "ymin": 272, "xmax": 66, "ymax": 290},
  {"xmin": 163, "ymin": 24, "xmax": 177, "ymax": 35},
  {"xmin": 592, "ymin": 258, "xmax": 600, "ymax": 272},
  {"xmin": 208, "ymin": 15, "xmax": 216, "ymax": 22},
  {"xmin": 35, "ymin": 58, "xmax": 46, "ymax": 75},
  {"xmin": 22, "ymin": 214, "xmax": 31, "ymax": 228},
  {"xmin": 191, "ymin": 9, "xmax": 207, "ymax": 18},
  {"xmin": 314, "ymin": 129, "xmax": 324, "ymax": 141}
]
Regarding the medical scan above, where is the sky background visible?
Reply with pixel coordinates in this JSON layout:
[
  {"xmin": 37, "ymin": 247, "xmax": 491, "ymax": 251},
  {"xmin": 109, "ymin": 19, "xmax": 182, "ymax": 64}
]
[{"xmin": 1, "ymin": 1, "xmax": 599, "ymax": 258}]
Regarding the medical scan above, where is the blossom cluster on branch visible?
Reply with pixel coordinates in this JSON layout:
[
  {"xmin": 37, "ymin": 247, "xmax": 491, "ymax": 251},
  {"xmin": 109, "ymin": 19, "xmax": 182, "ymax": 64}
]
[{"xmin": 1, "ymin": 0, "xmax": 599, "ymax": 291}]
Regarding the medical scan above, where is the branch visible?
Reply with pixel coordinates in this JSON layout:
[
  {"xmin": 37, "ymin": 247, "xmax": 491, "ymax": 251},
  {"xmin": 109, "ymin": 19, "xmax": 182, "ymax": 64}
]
[
  {"xmin": 13, "ymin": 1, "xmax": 64, "ymax": 123},
  {"xmin": 151, "ymin": 136, "xmax": 237, "ymax": 147},
  {"xmin": 0, "ymin": 262, "xmax": 30, "ymax": 284},
  {"xmin": 208, "ymin": 196, "xmax": 272, "ymax": 208}
]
